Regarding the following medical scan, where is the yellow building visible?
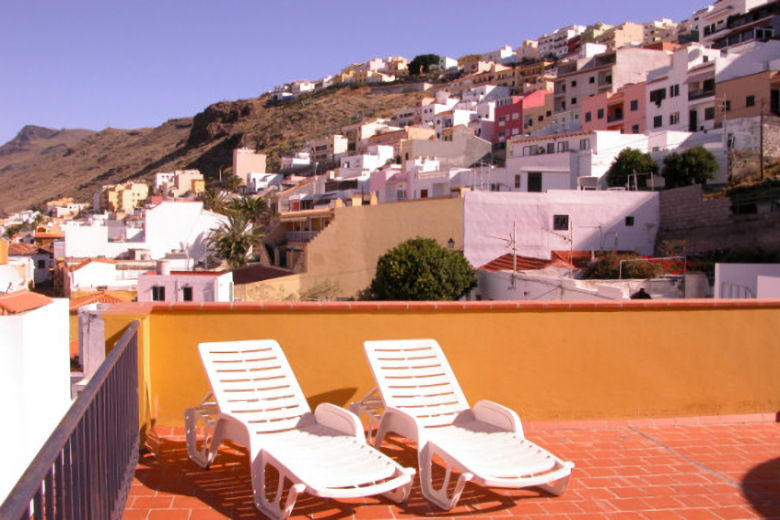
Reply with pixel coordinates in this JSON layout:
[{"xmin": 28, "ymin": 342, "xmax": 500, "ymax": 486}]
[{"xmin": 101, "ymin": 182, "xmax": 149, "ymax": 214}]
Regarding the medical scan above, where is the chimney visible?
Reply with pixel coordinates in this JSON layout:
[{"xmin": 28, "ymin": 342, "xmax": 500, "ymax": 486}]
[
  {"xmin": 156, "ymin": 259, "xmax": 171, "ymax": 276},
  {"xmin": 0, "ymin": 239, "xmax": 8, "ymax": 265}
]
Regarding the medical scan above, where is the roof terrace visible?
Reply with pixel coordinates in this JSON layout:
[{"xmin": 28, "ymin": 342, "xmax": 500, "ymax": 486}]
[{"xmin": 3, "ymin": 299, "xmax": 779, "ymax": 519}]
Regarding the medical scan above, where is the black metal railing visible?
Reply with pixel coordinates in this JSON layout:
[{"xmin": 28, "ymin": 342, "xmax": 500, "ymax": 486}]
[
  {"xmin": 0, "ymin": 321, "xmax": 140, "ymax": 520},
  {"xmin": 688, "ymin": 89, "xmax": 715, "ymax": 101}
]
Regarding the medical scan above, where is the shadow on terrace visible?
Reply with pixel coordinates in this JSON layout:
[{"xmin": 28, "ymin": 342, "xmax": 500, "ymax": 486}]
[{"xmin": 3, "ymin": 299, "xmax": 780, "ymax": 519}]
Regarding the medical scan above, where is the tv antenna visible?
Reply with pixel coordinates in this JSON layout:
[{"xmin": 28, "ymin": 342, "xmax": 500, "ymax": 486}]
[
  {"xmin": 541, "ymin": 218, "xmax": 573, "ymax": 278},
  {"xmin": 486, "ymin": 221, "xmax": 520, "ymax": 288}
]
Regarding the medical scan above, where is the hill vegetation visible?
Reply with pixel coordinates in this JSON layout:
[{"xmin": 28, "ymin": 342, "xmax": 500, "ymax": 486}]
[{"xmin": 0, "ymin": 85, "xmax": 427, "ymax": 213}]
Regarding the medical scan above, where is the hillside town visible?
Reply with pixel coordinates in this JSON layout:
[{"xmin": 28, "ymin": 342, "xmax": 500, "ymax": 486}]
[{"xmin": 2, "ymin": 2, "xmax": 780, "ymax": 517}]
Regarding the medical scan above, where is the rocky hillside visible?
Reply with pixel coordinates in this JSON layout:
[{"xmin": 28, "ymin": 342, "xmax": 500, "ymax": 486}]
[{"xmin": 0, "ymin": 86, "xmax": 426, "ymax": 213}]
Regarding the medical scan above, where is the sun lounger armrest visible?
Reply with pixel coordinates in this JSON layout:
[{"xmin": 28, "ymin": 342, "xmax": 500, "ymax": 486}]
[
  {"xmin": 315, "ymin": 403, "xmax": 366, "ymax": 441},
  {"xmin": 473, "ymin": 400, "xmax": 524, "ymax": 436}
]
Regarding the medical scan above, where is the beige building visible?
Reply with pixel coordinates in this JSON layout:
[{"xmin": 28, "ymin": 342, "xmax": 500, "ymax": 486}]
[
  {"xmin": 233, "ymin": 147, "xmax": 266, "ymax": 184},
  {"xmin": 99, "ymin": 182, "xmax": 149, "ymax": 214},
  {"xmin": 514, "ymin": 60, "xmax": 556, "ymax": 93},
  {"xmin": 307, "ymin": 135, "xmax": 350, "ymax": 163},
  {"xmin": 240, "ymin": 197, "xmax": 464, "ymax": 301},
  {"xmin": 596, "ymin": 22, "xmax": 645, "ymax": 50}
]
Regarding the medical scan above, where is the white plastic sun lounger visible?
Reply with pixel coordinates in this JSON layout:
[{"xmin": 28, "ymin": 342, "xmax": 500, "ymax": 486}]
[
  {"xmin": 354, "ymin": 338, "xmax": 573, "ymax": 511},
  {"xmin": 185, "ymin": 339, "xmax": 414, "ymax": 520}
]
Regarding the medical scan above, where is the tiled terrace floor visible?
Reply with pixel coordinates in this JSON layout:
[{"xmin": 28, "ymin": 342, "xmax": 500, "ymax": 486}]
[{"xmin": 124, "ymin": 415, "xmax": 780, "ymax": 520}]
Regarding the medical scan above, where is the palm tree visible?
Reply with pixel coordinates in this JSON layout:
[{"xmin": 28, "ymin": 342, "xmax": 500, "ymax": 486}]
[
  {"xmin": 203, "ymin": 188, "xmax": 228, "ymax": 214},
  {"xmin": 228, "ymin": 196, "xmax": 273, "ymax": 226},
  {"xmin": 207, "ymin": 213, "xmax": 263, "ymax": 268}
]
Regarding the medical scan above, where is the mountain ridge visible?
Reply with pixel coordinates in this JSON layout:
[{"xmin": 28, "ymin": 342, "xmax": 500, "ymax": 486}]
[{"xmin": 0, "ymin": 86, "xmax": 426, "ymax": 213}]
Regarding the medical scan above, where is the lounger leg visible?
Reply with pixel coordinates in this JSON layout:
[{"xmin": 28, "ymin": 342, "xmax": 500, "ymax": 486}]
[
  {"xmin": 185, "ymin": 408, "xmax": 225, "ymax": 469},
  {"xmin": 252, "ymin": 452, "xmax": 306, "ymax": 520},
  {"xmin": 418, "ymin": 443, "xmax": 473, "ymax": 511},
  {"xmin": 381, "ymin": 467, "xmax": 415, "ymax": 504},
  {"xmin": 538, "ymin": 472, "xmax": 571, "ymax": 496}
]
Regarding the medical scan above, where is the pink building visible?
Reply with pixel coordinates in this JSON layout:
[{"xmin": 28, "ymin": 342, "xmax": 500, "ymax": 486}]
[
  {"xmin": 581, "ymin": 82, "xmax": 646, "ymax": 134},
  {"xmin": 494, "ymin": 90, "xmax": 552, "ymax": 143},
  {"xmin": 137, "ymin": 269, "xmax": 234, "ymax": 303}
]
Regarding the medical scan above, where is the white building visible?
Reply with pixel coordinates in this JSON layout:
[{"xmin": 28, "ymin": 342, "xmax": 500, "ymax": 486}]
[
  {"xmin": 480, "ymin": 44, "xmax": 518, "ymax": 65},
  {"xmin": 699, "ymin": 0, "xmax": 771, "ymax": 45},
  {"xmin": 246, "ymin": 173, "xmax": 284, "ymax": 193},
  {"xmin": 137, "ymin": 267, "xmax": 234, "ymax": 303},
  {"xmin": 538, "ymin": 25, "xmax": 586, "ymax": 58},
  {"xmin": 506, "ymin": 130, "xmax": 651, "ymax": 191},
  {"xmin": 339, "ymin": 145, "xmax": 395, "ymax": 178},
  {"xmin": 63, "ymin": 201, "xmax": 227, "ymax": 265},
  {"xmin": 281, "ymin": 152, "xmax": 311, "ymax": 170},
  {"xmin": 463, "ymin": 190, "xmax": 660, "ymax": 268},
  {"xmin": 0, "ymin": 292, "xmax": 70, "ymax": 503},
  {"xmin": 645, "ymin": 44, "xmax": 724, "ymax": 133},
  {"xmin": 461, "ymin": 85, "xmax": 511, "ymax": 103}
]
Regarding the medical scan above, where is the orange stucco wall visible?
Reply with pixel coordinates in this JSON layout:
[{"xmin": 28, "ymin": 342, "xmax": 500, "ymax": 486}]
[{"xmin": 102, "ymin": 300, "xmax": 780, "ymax": 428}]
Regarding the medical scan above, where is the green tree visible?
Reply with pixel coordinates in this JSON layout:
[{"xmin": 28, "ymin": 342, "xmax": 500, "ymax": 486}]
[
  {"xmin": 203, "ymin": 188, "xmax": 228, "ymax": 214},
  {"xmin": 367, "ymin": 237, "xmax": 476, "ymax": 301},
  {"xmin": 606, "ymin": 148, "xmax": 658, "ymax": 188},
  {"xmin": 662, "ymin": 146, "xmax": 718, "ymax": 189},
  {"xmin": 227, "ymin": 195, "xmax": 273, "ymax": 225},
  {"xmin": 207, "ymin": 213, "xmax": 264, "ymax": 268},
  {"xmin": 408, "ymin": 54, "xmax": 441, "ymax": 75}
]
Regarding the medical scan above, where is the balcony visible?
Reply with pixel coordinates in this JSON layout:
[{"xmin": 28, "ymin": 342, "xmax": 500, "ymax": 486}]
[
  {"xmin": 3, "ymin": 300, "xmax": 780, "ymax": 519},
  {"xmin": 607, "ymin": 113, "xmax": 624, "ymax": 123},
  {"xmin": 285, "ymin": 230, "xmax": 320, "ymax": 242},
  {"xmin": 688, "ymin": 89, "xmax": 716, "ymax": 101}
]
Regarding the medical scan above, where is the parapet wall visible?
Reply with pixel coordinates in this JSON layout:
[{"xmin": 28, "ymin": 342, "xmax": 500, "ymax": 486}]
[{"xmin": 103, "ymin": 299, "xmax": 780, "ymax": 428}]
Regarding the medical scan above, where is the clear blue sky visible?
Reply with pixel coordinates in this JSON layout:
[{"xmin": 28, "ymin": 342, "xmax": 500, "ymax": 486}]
[{"xmin": 1, "ymin": 0, "xmax": 708, "ymax": 145}]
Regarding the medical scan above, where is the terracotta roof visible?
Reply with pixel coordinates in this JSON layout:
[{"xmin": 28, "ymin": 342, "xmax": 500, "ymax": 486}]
[
  {"xmin": 0, "ymin": 290, "xmax": 52, "ymax": 315},
  {"xmin": 69, "ymin": 291, "xmax": 134, "ymax": 311},
  {"xmin": 478, "ymin": 254, "xmax": 552, "ymax": 273},
  {"xmin": 8, "ymin": 242, "xmax": 48, "ymax": 256},
  {"xmin": 70, "ymin": 258, "xmax": 118, "ymax": 272},
  {"xmin": 231, "ymin": 263, "xmax": 292, "ymax": 285}
]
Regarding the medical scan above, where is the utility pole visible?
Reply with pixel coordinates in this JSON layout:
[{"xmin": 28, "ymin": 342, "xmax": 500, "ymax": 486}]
[{"xmin": 759, "ymin": 99, "xmax": 765, "ymax": 181}]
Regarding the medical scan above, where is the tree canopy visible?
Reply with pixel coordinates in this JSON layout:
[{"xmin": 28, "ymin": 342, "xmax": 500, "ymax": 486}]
[
  {"xmin": 207, "ymin": 212, "xmax": 264, "ymax": 268},
  {"xmin": 606, "ymin": 148, "xmax": 658, "ymax": 188},
  {"xmin": 408, "ymin": 54, "xmax": 441, "ymax": 75},
  {"xmin": 661, "ymin": 146, "xmax": 718, "ymax": 189},
  {"xmin": 367, "ymin": 237, "xmax": 476, "ymax": 301}
]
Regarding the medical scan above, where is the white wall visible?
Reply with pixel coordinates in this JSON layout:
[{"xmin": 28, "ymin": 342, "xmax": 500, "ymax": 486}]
[
  {"xmin": 464, "ymin": 190, "xmax": 659, "ymax": 269},
  {"xmin": 757, "ymin": 275, "xmax": 780, "ymax": 298},
  {"xmin": 714, "ymin": 263, "xmax": 780, "ymax": 298},
  {"xmin": 0, "ymin": 299, "xmax": 70, "ymax": 503}
]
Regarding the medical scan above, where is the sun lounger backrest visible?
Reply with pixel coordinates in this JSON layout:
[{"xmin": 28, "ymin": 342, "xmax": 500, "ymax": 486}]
[
  {"xmin": 364, "ymin": 339, "xmax": 469, "ymax": 428},
  {"xmin": 198, "ymin": 340, "xmax": 311, "ymax": 433}
]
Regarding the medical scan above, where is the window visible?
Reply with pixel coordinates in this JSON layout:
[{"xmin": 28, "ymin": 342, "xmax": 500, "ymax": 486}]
[
  {"xmin": 630, "ymin": 99, "xmax": 638, "ymax": 111},
  {"xmin": 512, "ymin": 112, "xmax": 519, "ymax": 120},
  {"xmin": 181, "ymin": 286, "xmax": 193, "ymax": 302},
  {"xmin": 705, "ymin": 107, "xmax": 715, "ymax": 120},
  {"xmin": 585, "ymin": 111, "xmax": 592, "ymax": 122},
  {"xmin": 746, "ymin": 95, "xmax": 755, "ymax": 107},
  {"xmin": 589, "ymin": 76, "xmax": 595, "ymax": 84},
  {"xmin": 546, "ymin": 110, "xmax": 552, "ymax": 117},
  {"xmin": 579, "ymin": 138, "xmax": 590, "ymax": 150},
  {"xmin": 670, "ymin": 112, "xmax": 680, "ymax": 125},
  {"xmin": 538, "ymin": 115, "xmax": 544, "ymax": 122},
  {"xmin": 653, "ymin": 115, "xmax": 663, "ymax": 128},
  {"xmin": 547, "ymin": 142, "xmax": 555, "ymax": 154},
  {"xmin": 597, "ymin": 108, "xmax": 604, "ymax": 119},
  {"xmin": 526, "ymin": 118, "xmax": 533, "ymax": 126},
  {"xmin": 649, "ymin": 88, "xmax": 666, "ymax": 106},
  {"xmin": 553, "ymin": 214, "xmax": 569, "ymax": 231},
  {"xmin": 37, "ymin": 259, "xmax": 46, "ymax": 269},
  {"xmin": 632, "ymin": 124, "xmax": 640, "ymax": 134},
  {"xmin": 490, "ymin": 183, "xmax": 500, "ymax": 192},
  {"xmin": 396, "ymin": 190, "xmax": 406, "ymax": 200},
  {"xmin": 625, "ymin": 216, "xmax": 635, "ymax": 227},
  {"xmin": 725, "ymin": 100, "xmax": 731, "ymax": 111},
  {"xmin": 557, "ymin": 141, "xmax": 569, "ymax": 152},
  {"xmin": 528, "ymin": 172, "xmax": 542, "ymax": 192},
  {"xmin": 669, "ymin": 84, "xmax": 680, "ymax": 97},
  {"xmin": 571, "ymin": 80, "xmax": 577, "ymax": 87},
  {"xmin": 605, "ymin": 74, "xmax": 612, "ymax": 84},
  {"xmin": 571, "ymin": 97, "xmax": 577, "ymax": 105},
  {"xmin": 514, "ymin": 174, "xmax": 521, "ymax": 188},
  {"xmin": 151, "ymin": 286, "xmax": 165, "ymax": 302},
  {"xmin": 561, "ymin": 101, "xmax": 566, "ymax": 109}
]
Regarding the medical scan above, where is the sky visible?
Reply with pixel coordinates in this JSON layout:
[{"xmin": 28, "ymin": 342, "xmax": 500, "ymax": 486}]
[{"xmin": 0, "ymin": 0, "xmax": 709, "ymax": 146}]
